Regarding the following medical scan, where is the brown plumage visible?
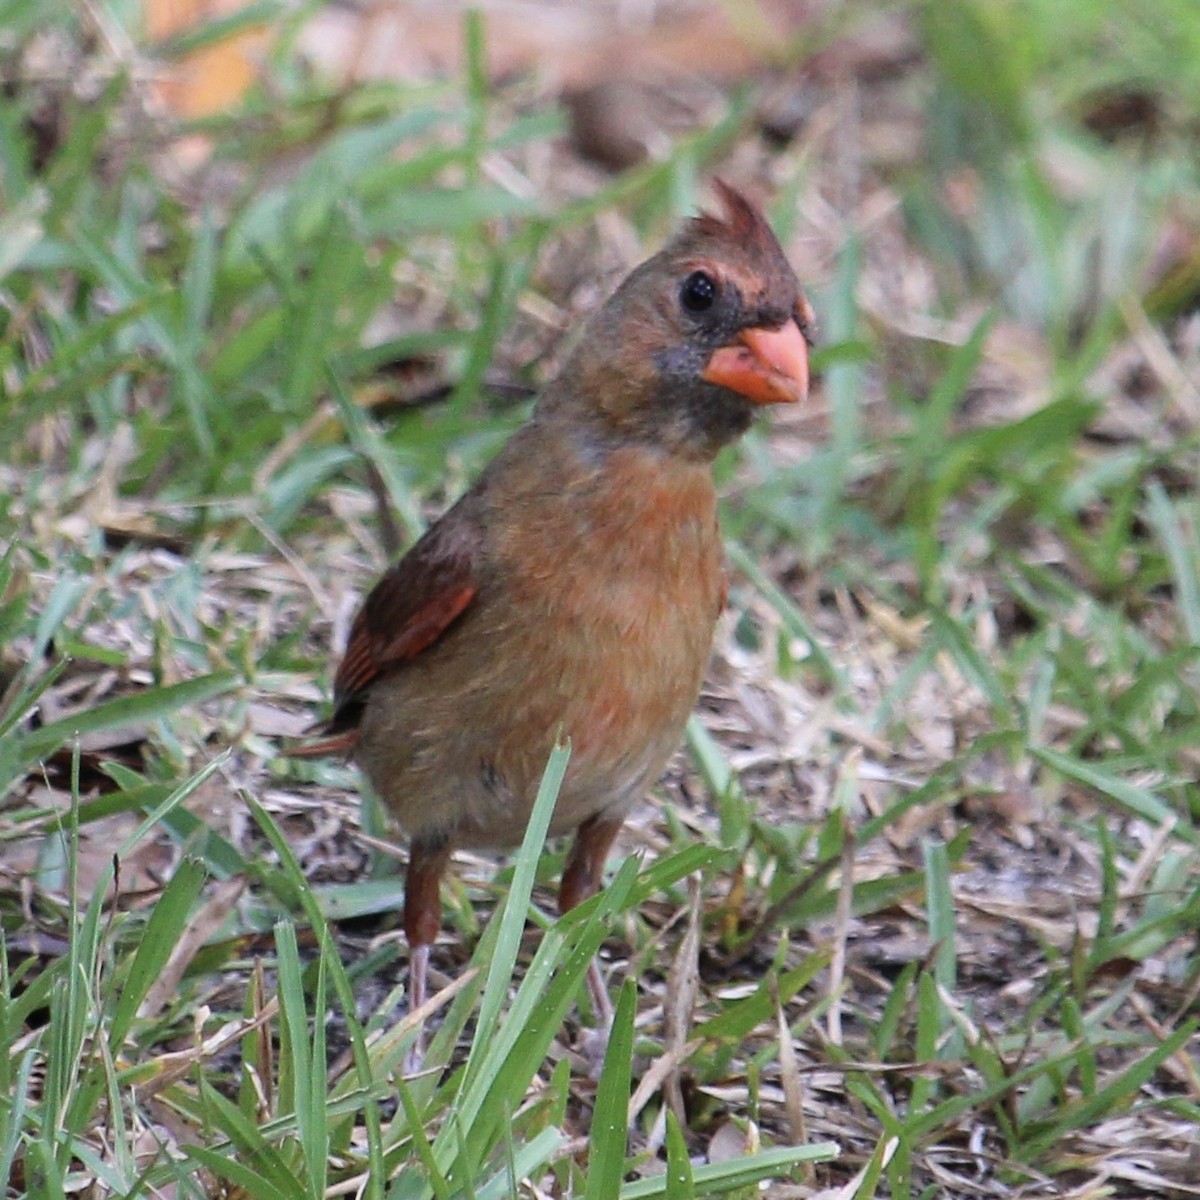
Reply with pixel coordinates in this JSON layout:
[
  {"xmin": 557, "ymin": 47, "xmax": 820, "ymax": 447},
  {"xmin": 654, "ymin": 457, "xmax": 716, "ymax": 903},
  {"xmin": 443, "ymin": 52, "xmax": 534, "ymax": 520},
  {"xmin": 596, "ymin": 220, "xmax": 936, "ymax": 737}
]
[{"xmin": 295, "ymin": 181, "xmax": 814, "ymax": 1052}]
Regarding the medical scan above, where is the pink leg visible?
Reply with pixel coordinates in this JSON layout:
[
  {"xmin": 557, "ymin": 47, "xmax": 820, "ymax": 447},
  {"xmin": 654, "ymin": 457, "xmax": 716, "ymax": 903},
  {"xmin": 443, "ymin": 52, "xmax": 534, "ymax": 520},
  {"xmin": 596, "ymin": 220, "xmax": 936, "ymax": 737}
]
[{"xmin": 403, "ymin": 833, "xmax": 451, "ymax": 1072}]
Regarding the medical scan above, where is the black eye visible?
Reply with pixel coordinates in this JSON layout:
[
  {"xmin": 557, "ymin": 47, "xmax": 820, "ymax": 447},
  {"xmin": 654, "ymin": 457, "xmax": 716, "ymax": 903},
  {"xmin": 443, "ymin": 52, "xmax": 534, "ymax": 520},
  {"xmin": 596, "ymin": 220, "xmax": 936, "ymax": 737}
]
[{"xmin": 680, "ymin": 270, "xmax": 717, "ymax": 314}]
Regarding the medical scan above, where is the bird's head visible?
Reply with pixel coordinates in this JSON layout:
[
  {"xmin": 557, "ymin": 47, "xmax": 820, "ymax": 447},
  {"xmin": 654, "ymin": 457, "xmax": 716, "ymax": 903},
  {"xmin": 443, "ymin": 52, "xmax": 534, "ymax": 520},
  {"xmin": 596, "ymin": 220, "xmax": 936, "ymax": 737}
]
[{"xmin": 544, "ymin": 181, "xmax": 814, "ymax": 461}]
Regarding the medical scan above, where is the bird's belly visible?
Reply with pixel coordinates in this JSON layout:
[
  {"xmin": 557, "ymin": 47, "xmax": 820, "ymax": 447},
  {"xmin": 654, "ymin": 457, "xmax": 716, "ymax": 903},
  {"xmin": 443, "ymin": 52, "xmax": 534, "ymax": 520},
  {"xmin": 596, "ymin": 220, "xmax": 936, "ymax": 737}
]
[{"xmin": 356, "ymin": 549, "xmax": 720, "ymax": 849}]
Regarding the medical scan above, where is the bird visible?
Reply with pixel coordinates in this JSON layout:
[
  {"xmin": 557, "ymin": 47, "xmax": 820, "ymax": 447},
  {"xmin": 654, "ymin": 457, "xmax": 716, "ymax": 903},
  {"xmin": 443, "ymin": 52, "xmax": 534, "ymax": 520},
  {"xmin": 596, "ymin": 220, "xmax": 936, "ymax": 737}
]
[{"xmin": 292, "ymin": 181, "xmax": 813, "ymax": 1058}]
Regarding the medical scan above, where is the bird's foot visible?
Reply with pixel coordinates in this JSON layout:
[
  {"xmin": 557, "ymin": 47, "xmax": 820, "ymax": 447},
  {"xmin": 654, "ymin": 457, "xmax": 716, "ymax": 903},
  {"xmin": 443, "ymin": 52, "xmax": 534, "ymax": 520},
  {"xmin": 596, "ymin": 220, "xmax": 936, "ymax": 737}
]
[
  {"xmin": 575, "ymin": 1018, "xmax": 614, "ymax": 1078},
  {"xmin": 575, "ymin": 957, "xmax": 616, "ymax": 1077},
  {"xmin": 402, "ymin": 1035, "xmax": 426, "ymax": 1077},
  {"xmin": 401, "ymin": 942, "xmax": 431, "ymax": 1077}
]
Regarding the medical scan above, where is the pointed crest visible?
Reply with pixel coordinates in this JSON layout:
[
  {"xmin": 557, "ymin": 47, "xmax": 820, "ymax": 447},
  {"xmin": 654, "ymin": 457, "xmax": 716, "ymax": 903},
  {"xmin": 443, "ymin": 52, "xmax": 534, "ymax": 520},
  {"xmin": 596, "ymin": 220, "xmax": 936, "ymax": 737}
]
[{"xmin": 690, "ymin": 179, "xmax": 779, "ymax": 257}]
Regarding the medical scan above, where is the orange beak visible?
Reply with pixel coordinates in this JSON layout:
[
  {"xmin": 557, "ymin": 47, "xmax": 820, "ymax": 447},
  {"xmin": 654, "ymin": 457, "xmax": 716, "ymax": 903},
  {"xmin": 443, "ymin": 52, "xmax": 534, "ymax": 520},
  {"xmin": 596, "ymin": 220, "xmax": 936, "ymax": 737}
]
[{"xmin": 701, "ymin": 318, "xmax": 810, "ymax": 406}]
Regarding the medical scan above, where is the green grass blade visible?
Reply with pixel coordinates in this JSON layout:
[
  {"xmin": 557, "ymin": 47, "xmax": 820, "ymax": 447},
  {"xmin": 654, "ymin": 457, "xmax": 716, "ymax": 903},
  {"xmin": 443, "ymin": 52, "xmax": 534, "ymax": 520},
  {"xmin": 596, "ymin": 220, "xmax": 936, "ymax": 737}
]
[
  {"xmin": 462, "ymin": 738, "xmax": 571, "ymax": 1087},
  {"xmin": 618, "ymin": 1141, "xmax": 839, "ymax": 1198},
  {"xmin": 473, "ymin": 1128, "xmax": 566, "ymax": 1200},
  {"xmin": 663, "ymin": 1110, "xmax": 694, "ymax": 1200},
  {"xmin": 1032, "ymin": 746, "xmax": 1195, "ymax": 840},
  {"xmin": 241, "ymin": 790, "xmax": 387, "ymax": 1199},
  {"xmin": 585, "ymin": 977, "xmax": 636, "ymax": 1200},
  {"xmin": 109, "ymin": 856, "xmax": 206, "ymax": 1048},
  {"xmin": 922, "ymin": 839, "xmax": 956, "ymax": 996},
  {"xmin": 275, "ymin": 920, "xmax": 328, "ymax": 1198},
  {"xmin": 1145, "ymin": 480, "xmax": 1200, "ymax": 644},
  {"xmin": 13, "ymin": 671, "xmax": 239, "ymax": 772}
]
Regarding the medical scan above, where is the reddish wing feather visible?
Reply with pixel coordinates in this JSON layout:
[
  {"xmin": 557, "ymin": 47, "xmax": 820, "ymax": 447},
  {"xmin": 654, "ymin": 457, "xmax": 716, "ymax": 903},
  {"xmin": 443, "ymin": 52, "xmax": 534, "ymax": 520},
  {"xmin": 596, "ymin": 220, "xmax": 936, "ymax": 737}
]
[{"xmin": 331, "ymin": 509, "xmax": 483, "ymax": 721}]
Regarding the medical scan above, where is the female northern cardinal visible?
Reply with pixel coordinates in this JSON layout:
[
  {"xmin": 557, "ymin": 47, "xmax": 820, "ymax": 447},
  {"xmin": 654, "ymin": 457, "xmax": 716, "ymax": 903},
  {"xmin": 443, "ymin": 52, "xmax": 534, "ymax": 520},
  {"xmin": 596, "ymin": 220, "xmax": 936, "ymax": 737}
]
[{"xmin": 295, "ymin": 182, "xmax": 813, "ymax": 1047}]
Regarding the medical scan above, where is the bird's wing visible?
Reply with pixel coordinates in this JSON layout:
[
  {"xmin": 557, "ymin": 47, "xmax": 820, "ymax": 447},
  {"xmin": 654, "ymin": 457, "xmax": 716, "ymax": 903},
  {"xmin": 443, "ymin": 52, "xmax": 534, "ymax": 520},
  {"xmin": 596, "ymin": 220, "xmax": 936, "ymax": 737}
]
[
  {"xmin": 332, "ymin": 511, "xmax": 483, "ymax": 720},
  {"xmin": 285, "ymin": 507, "xmax": 483, "ymax": 759}
]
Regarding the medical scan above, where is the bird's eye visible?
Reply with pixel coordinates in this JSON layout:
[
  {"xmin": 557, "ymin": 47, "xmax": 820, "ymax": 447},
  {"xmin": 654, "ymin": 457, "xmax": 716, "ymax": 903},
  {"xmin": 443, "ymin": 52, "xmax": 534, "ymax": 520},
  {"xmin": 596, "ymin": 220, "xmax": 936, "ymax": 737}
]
[{"xmin": 680, "ymin": 271, "xmax": 717, "ymax": 314}]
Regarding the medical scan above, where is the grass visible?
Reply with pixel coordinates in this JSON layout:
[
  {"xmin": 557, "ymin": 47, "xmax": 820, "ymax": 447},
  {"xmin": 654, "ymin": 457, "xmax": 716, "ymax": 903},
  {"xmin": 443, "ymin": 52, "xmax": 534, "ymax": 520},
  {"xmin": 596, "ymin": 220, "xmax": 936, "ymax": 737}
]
[{"xmin": 2, "ymin": 0, "xmax": 1199, "ymax": 1196}]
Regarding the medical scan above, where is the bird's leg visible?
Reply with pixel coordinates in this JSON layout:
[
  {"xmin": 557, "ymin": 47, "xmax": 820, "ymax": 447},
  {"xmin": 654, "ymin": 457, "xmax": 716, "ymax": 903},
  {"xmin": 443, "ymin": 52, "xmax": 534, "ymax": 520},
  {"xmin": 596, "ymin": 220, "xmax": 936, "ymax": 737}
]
[
  {"xmin": 403, "ymin": 832, "xmax": 451, "ymax": 1072},
  {"xmin": 559, "ymin": 814, "xmax": 623, "ymax": 1045}
]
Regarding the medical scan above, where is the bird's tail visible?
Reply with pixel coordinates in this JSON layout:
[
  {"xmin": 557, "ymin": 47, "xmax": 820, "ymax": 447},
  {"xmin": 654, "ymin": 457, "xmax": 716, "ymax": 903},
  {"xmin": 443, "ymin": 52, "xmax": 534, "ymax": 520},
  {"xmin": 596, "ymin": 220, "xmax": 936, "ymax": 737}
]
[{"xmin": 279, "ymin": 725, "xmax": 360, "ymax": 759}]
